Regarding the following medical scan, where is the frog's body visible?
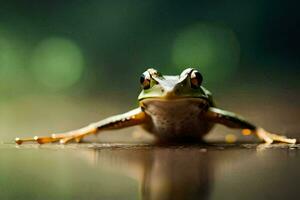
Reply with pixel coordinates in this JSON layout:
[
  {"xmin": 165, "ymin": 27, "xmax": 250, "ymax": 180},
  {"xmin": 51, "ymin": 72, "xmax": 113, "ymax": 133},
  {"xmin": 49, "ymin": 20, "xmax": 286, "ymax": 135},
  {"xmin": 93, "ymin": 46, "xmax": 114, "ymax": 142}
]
[
  {"xmin": 15, "ymin": 68, "xmax": 296, "ymax": 145},
  {"xmin": 142, "ymin": 98, "xmax": 213, "ymax": 141}
]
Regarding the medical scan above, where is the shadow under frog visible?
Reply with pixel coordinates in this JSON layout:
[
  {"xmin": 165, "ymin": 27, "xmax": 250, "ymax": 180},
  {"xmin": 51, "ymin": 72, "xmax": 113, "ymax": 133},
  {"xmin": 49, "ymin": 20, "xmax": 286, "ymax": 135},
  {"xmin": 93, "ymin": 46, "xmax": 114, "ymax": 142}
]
[{"xmin": 79, "ymin": 145, "xmax": 214, "ymax": 200}]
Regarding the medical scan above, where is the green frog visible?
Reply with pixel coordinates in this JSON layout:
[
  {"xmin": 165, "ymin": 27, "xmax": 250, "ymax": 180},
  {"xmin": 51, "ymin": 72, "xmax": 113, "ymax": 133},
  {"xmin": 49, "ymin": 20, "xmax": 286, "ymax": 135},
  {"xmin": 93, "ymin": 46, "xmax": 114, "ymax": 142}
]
[{"xmin": 15, "ymin": 68, "xmax": 296, "ymax": 144}]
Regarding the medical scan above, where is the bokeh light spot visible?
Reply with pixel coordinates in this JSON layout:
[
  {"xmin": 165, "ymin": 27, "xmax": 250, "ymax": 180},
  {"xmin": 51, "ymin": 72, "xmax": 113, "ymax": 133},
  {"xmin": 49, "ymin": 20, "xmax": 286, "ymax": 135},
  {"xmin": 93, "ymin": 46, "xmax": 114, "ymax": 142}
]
[
  {"xmin": 31, "ymin": 38, "xmax": 84, "ymax": 90},
  {"xmin": 242, "ymin": 129, "xmax": 252, "ymax": 136},
  {"xmin": 225, "ymin": 134, "xmax": 237, "ymax": 143},
  {"xmin": 172, "ymin": 23, "xmax": 240, "ymax": 83}
]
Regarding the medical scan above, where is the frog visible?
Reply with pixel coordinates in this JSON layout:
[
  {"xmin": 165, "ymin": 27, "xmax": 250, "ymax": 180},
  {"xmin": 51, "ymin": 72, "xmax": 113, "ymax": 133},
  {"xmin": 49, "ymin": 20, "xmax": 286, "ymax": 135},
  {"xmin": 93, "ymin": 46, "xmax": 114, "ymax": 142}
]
[{"xmin": 15, "ymin": 68, "xmax": 296, "ymax": 145}]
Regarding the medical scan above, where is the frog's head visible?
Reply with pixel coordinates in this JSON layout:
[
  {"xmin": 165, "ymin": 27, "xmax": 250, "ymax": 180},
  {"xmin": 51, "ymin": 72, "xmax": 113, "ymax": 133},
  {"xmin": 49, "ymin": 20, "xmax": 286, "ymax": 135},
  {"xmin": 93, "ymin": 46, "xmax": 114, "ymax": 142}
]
[{"xmin": 138, "ymin": 68, "xmax": 208, "ymax": 101}]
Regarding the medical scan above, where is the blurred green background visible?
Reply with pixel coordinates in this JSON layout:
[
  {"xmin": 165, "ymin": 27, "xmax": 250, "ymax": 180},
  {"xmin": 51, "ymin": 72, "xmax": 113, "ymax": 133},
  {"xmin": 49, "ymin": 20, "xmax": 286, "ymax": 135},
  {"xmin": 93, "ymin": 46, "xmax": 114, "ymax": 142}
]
[{"xmin": 0, "ymin": 0, "xmax": 299, "ymax": 141}]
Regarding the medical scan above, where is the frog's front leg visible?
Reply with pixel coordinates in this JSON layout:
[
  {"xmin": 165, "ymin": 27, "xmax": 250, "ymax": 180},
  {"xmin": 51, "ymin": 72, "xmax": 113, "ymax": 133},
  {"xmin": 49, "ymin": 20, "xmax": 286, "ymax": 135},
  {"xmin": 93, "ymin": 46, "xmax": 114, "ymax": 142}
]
[
  {"xmin": 15, "ymin": 107, "xmax": 148, "ymax": 145},
  {"xmin": 206, "ymin": 107, "xmax": 296, "ymax": 144}
]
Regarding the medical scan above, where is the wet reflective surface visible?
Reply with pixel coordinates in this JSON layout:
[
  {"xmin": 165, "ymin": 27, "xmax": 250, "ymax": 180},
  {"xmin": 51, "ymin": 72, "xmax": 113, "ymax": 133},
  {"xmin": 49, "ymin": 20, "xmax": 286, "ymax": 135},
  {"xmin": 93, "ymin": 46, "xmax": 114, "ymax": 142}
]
[{"xmin": 1, "ymin": 143, "xmax": 299, "ymax": 200}]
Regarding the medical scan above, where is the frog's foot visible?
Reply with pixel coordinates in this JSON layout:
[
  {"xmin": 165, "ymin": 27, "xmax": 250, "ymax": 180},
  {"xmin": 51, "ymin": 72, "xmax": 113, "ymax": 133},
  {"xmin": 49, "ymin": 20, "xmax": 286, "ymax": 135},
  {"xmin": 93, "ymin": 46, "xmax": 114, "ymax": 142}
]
[
  {"xmin": 254, "ymin": 128, "xmax": 296, "ymax": 144},
  {"xmin": 15, "ymin": 125, "xmax": 98, "ymax": 145}
]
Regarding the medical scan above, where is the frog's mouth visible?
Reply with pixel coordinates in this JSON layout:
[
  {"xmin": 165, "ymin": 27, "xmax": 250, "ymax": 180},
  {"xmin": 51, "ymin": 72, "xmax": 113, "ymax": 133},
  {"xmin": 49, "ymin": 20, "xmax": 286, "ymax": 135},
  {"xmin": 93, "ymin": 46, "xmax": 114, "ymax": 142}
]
[
  {"xmin": 138, "ymin": 93, "xmax": 209, "ymax": 101},
  {"xmin": 139, "ymin": 97, "xmax": 210, "ymax": 110}
]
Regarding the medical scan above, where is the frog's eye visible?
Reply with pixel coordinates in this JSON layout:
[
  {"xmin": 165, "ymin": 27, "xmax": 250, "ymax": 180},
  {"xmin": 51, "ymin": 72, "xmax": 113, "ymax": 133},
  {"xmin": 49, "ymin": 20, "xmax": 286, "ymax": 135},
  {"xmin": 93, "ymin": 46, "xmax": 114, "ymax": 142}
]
[
  {"xmin": 190, "ymin": 70, "xmax": 203, "ymax": 89},
  {"xmin": 140, "ymin": 71, "xmax": 151, "ymax": 89}
]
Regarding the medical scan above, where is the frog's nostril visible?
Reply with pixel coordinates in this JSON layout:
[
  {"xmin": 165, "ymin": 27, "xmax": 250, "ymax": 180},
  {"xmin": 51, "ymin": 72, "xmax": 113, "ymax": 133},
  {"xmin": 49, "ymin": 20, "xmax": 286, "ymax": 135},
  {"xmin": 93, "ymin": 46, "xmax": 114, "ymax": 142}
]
[{"xmin": 161, "ymin": 89, "xmax": 165, "ymax": 93}]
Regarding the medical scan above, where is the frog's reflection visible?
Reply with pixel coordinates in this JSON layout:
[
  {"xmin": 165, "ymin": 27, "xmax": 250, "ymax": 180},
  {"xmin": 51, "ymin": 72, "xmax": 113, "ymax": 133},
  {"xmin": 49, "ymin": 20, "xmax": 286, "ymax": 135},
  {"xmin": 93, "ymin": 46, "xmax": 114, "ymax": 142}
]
[{"xmin": 81, "ymin": 146, "xmax": 213, "ymax": 200}]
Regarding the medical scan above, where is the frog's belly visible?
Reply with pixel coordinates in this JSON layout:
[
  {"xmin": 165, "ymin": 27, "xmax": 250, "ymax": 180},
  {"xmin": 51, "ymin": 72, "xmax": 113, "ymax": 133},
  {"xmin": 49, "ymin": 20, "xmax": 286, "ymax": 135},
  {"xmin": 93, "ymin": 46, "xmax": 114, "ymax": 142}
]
[{"xmin": 141, "ymin": 98, "xmax": 214, "ymax": 140}]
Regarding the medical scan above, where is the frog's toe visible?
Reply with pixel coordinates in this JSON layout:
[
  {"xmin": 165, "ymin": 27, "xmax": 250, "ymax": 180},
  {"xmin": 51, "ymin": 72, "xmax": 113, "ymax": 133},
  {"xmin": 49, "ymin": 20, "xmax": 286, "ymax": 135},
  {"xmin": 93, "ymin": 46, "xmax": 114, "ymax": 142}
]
[
  {"xmin": 271, "ymin": 136, "xmax": 296, "ymax": 144},
  {"xmin": 59, "ymin": 135, "xmax": 83, "ymax": 144},
  {"xmin": 256, "ymin": 128, "xmax": 296, "ymax": 144},
  {"xmin": 59, "ymin": 137, "xmax": 74, "ymax": 144},
  {"xmin": 15, "ymin": 138, "xmax": 23, "ymax": 145},
  {"xmin": 15, "ymin": 136, "xmax": 59, "ymax": 145}
]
